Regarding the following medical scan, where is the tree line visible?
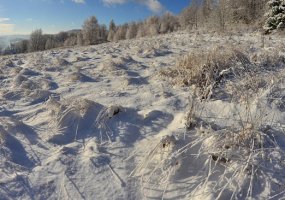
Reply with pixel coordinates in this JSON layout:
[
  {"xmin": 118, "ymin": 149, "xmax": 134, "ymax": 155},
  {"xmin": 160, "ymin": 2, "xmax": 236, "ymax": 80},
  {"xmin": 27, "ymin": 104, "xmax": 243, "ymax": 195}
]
[{"xmin": 1, "ymin": 0, "xmax": 277, "ymax": 55}]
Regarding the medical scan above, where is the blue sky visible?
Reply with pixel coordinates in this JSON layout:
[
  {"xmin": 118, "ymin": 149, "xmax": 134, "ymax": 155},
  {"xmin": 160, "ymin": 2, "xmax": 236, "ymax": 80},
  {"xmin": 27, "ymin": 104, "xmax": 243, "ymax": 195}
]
[{"xmin": 0, "ymin": 0, "xmax": 190, "ymax": 35}]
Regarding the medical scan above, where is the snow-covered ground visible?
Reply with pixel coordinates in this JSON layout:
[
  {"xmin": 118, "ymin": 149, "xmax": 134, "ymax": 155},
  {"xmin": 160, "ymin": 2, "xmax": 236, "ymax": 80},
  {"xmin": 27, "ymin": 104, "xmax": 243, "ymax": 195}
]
[{"xmin": 1, "ymin": 31, "xmax": 285, "ymax": 200}]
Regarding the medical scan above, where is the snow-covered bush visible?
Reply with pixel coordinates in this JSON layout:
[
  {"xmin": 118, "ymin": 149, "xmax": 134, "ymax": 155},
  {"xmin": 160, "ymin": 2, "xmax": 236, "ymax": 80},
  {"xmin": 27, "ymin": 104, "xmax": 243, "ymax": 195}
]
[{"xmin": 264, "ymin": 0, "xmax": 285, "ymax": 33}]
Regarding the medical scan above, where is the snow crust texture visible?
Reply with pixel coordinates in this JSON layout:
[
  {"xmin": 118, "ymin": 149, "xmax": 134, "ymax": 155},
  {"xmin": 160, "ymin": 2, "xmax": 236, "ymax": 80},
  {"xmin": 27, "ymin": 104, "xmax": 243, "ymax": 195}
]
[{"xmin": 1, "ymin": 31, "xmax": 285, "ymax": 200}]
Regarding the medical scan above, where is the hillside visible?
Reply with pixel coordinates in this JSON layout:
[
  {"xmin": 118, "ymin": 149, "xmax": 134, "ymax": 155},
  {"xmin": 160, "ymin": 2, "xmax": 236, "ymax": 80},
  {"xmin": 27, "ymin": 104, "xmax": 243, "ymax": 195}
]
[{"xmin": 0, "ymin": 30, "xmax": 285, "ymax": 199}]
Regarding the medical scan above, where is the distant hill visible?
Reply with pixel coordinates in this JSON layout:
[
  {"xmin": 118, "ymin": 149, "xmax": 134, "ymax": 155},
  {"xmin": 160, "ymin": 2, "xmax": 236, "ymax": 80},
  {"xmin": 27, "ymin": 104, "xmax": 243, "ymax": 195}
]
[
  {"xmin": 66, "ymin": 29, "xmax": 81, "ymax": 34},
  {"xmin": 0, "ymin": 29, "xmax": 81, "ymax": 51},
  {"xmin": 0, "ymin": 35, "xmax": 29, "ymax": 50}
]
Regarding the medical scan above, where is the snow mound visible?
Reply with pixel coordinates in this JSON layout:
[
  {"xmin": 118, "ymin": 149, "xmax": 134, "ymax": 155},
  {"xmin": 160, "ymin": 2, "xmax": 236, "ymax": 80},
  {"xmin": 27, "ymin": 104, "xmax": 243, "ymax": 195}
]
[{"xmin": 45, "ymin": 98, "xmax": 126, "ymax": 144}]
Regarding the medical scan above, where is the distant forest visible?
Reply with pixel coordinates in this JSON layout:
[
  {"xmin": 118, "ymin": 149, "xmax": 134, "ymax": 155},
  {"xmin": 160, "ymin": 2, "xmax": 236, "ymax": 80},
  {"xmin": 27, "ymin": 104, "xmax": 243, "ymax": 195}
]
[{"xmin": 2, "ymin": 0, "xmax": 282, "ymax": 55}]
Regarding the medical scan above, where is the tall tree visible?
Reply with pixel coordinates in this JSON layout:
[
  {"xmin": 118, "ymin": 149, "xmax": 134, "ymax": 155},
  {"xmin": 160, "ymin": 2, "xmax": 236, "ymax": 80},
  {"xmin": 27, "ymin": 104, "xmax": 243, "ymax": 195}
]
[
  {"xmin": 114, "ymin": 23, "xmax": 128, "ymax": 41},
  {"xmin": 107, "ymin": 19, "xmax": 116, "ymax": 42},
  {"xmin": 179, "ymin": 0, "xmax": 199, "ymax": 29},
  {"xmin": 201, "ymin": 0, "xmax": 213, "ymax": 23},
  {"xmin": 126, "ymin": 22, "xmax": 138, "ymax": 39},
  {"xmin": 99, "ymin": 24, "xmax": 108, "ymax": 42},
  {"xmin": 216, "ymin": 0, "xmax": 227, "ymax": 31},
  {"xmin": 82, "ymin": 16, "xmax": 100, "ymax": 45},
  {"xmin": 160, "ymin": 13, "xmax": 179, "ymax": 33},
  {"xmin": 146, "ymin": 16, "xmax": 160, "ymax": 36},
  {"xmin": 77, "ymin": 32, "xmax": 84, "ymax": 46}
]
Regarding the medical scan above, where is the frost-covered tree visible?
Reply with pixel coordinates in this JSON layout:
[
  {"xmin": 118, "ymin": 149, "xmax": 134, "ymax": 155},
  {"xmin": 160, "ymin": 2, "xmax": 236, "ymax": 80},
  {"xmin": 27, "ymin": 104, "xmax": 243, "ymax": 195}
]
[
  {"xmin": 107, "ymin": 30, "xmax": 116, "ymax": 42},
  {"xmin": 216, "ymin": 0, "xmax": 228, "ymax": 30},
  {"xmin": 226, "ymin": 0, "xmax": 266, "ymax": 24},
  {"xmin": 11, "ymin": 40, "xmax": 29, "ymax": 54},
  {"xmin": 146, "ymin": 16, "xmax": 160, "ymax": 36},
  {"xmin": 29, "ymin": 29, "xmax": 46, "ymax": 52},
  {"xmin": 77, "ymin": 32, "xmax": 84, "ymax": 46},
  {"xmin": 55, "ymin": 31, "xmax": 68, "ymax": 46},
  {"xmin": 99, "ymin": 24, "xmax": 108, "ymax": 42},
  {"xmin": 64, "ymin": 36, "xmax": 77, "ymax": 46},
  {"xmin": 179, "ymin": 1, "xmax": 199, "ymax": 29},
  {"xmin": 136, "ymin": 22, "xmax": 146, "ymax": 38},
  {"xmin": 114, "ymin": 24, "xmax": 128, "ymax": 41},
  {"xmin": 45, "ymin": 37, "xmax": 57, "ymax": 50},
  {"xmin": 107, "ymin": 20, "xmax": 116, "ymax": 42},
  {"xmin": 82, "ymin": 16, "xmax": 100, "ymax": 45},
  {"xmin": 201, "ymin": 0, "xmax": 213, "ymax": 22},
  {"xmin": 264, "ymin": 0, "xmax": 285, "ymax": 33},
  {"xmin": 126, "ymin": 22, "xmax": 138, "ymax": 39},
  {"xmin": 160, "ymin": 13, "xmax": 179, "ymax": 33}
]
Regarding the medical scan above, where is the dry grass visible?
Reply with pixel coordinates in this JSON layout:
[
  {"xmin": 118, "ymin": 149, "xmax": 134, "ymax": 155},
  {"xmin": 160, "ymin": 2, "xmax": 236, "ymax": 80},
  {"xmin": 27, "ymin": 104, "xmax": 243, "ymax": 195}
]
[
  {"xmin": 160, "ymin": 46, "xmax": 250, "ymax": 99},
  {"xmin": 161, "ymin": 46, "xmax": 285, "ymax": 102},
  {"xmin": 181, "ymin": 94, "xmax": 285, "ymax": 199},
  {"xmin": 225, "ymin": 73, "xmax": 272, "ymax": 102},
  {"xmin": 155, "ymin": 46, "xmax": 285, "ymax": 198}
]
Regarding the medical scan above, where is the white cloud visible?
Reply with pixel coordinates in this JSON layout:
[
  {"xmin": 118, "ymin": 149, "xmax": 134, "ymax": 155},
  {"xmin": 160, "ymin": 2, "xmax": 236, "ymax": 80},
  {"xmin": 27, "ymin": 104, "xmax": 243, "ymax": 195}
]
[
  {"xmin": 103, "ymin": 0, "xmax": 127, "ymax": 4},
  {"xmin": 143, "ymin": 0, "xmax": 163, "ymax": 13},
  {"xmin": 0, "ymin": 18, "xmax": 14, "ymax": 34},
  {"xmin": 0, "ymin": 18, "xmax": 10, "ymax": 23},
  {"xmin": 102, "ymin": 0, "xmax": 164, "ymax": 13},
  {"xmin": 72, "ymin": 0, "xmax": 85, "ymax": 3},
  {"xmin": 0, "ymin": 23, "xmax": 15, "ymax": 34}
]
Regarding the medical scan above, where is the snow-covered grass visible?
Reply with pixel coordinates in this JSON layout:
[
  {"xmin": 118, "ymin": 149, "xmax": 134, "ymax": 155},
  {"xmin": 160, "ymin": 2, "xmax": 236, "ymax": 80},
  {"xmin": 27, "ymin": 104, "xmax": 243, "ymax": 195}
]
[{"xmin": 0, "ymin": 30, "xmax": 285, "ymax": 199}]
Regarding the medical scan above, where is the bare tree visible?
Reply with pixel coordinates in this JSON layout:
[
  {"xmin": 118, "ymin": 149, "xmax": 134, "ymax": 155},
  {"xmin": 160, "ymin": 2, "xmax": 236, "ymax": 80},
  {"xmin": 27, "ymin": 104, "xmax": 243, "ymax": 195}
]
[{"xmin": 29, "ymin": 29, "xmax": 46, "ymax": 52}]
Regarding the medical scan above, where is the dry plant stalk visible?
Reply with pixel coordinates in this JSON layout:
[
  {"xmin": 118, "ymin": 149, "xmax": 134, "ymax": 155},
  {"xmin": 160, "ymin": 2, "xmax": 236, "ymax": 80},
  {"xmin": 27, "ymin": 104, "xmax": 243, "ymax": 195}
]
[{"xmin": 160, "ymin": 46, "xmax": 250, "ymax": 99}]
